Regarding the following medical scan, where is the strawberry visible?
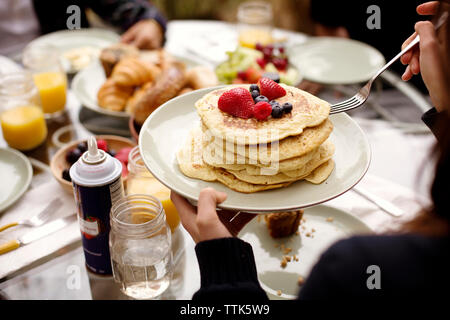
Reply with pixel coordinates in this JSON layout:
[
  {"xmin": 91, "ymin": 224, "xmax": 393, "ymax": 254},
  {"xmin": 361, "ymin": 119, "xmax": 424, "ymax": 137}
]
[
  {"xmin": 253, "ymin": 101, "xmax": 272, "ymax": 120},
  {"xmin": 258, "ymin": 77, "xmax": 286, "ymax": 101},
  {"xmin": 96, "ymin": 139, "xmax": 108, "ymax": 152},
  {"xmin": 218, "ymin": 87, "xmax": 254, "ymax": 119}
]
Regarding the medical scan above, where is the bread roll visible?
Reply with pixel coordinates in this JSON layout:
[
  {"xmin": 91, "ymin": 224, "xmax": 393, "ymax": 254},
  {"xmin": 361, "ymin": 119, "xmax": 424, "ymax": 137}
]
[
  {"xmin": 130, "ymin": 63, "xmax": 186, "ymax": 124},
  {"xmin": 185, "ymin": 66, "xmax": 218, "ymax": 89},
  {"xmin": 99, "ymin": 43, "xmax": 139, "ymax": 77}
]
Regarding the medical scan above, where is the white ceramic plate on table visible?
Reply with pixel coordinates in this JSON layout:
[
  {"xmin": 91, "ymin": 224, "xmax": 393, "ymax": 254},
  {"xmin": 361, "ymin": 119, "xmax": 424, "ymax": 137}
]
[
  {"xmin": 238, "ymin": 204, "xmax": 372, "ymax": 299},
  {"xmin": 288, "ymin": 37, "xmax": 385, "ymax": 85},
  {"xmin": 139, "ymin": 86, "xmax": 371, "ymax": 213},
  {"xmin": 26, "ymin": 28, "xmax": 120, "ymax": 74},
  {"xmin": 0, "ymin": 148, "xmax": 33, "ymax": 213},
  {"xmin": 72, "ymin": 56, "xmax": 202, "ymax": 118}
]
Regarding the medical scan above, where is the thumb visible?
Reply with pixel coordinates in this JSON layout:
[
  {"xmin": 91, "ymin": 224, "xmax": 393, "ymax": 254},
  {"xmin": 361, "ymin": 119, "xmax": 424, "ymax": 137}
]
[{"xmin": 197, "ymin": 188, "xmax": 227, "ymax": 222}]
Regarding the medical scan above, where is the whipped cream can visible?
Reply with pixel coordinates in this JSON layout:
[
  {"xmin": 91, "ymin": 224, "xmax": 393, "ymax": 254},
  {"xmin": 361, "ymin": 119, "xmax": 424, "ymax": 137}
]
[{"xmin": 70, "ymin": 136, "xmax": 124, "ymax": 275}]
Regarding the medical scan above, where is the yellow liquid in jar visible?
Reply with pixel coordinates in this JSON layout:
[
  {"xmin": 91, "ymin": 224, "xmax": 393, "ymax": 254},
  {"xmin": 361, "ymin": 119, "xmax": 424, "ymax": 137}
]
[
  {"xmin": 1, "ymin": 105, "xmax": 47, "ymax": 150},
  {"xmin": 127, "ymin": 177, "xmax": 180, "ymax": 232},
  {"xmin": 238, "ymin": 29, "xmax": 274, "ymax": 48},
  {"xmin": 33, "ymin": 72, "xmax": 67, "ymax": 114}
]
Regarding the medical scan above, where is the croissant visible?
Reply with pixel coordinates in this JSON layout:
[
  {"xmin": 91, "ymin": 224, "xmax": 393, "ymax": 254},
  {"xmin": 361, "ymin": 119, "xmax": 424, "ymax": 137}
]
[
  {"xmin": 129, "ymin": 62, "xmax": 187, "ymax": 124},
  {"xmin": 111, "ymin": 57, "xmax": 161, "ymax": 86},
  {"xmin": 97, "ymin": 79, "xmax": 134, "ymax": 112}
]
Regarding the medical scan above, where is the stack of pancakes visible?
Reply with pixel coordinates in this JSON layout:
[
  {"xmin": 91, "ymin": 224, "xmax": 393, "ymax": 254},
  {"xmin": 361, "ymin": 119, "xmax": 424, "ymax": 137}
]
[{"xmin": 177, "ymin": 84, "xmax": 335, "ymax": 193}]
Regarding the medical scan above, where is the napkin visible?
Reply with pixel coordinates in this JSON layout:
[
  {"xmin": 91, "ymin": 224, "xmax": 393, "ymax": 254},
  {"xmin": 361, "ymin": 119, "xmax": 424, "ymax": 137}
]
[
  {"xmin": 0, "ymin": 181, "xmax": 80, "ymax": 280},
  {"xmin": 327, "ymin": 173, "xmax": 431, "ymax": 233}
]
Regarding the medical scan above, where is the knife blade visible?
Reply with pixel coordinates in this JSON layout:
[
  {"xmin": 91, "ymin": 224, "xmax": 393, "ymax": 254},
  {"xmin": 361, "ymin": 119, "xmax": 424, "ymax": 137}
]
[{"xmin": 0, "ymin": 213, "xmax": 77, "ymax": 255}]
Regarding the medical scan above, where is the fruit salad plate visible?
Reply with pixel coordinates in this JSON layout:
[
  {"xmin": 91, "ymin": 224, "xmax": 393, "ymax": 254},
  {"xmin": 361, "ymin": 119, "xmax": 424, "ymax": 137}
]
[
  {"xmin": 238, "ymin": 205, "xmax": 372, "ymax": 299},
  {"xmin": 139, "ymin": 86, "xmax": 371, "ymax": 213}
]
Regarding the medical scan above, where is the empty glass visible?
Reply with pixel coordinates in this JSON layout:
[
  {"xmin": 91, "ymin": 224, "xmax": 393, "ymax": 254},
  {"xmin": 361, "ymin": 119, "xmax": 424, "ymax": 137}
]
[{"xmin": 109, "ymin": 194, "xmax": 172, "ymax": 299}]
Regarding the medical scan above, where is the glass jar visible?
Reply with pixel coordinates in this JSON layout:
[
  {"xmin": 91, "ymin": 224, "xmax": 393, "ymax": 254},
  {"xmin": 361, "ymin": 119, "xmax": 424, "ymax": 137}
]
[
  {"xmin": 237, "ymin": 1, "xmax": 274, "ymax": 48},
  {"xmin": 126, "ymin": 146, "xmax": 180, "ymax": 233},
  {"xmin": 0, "ymin": 72, "xmax": 47, "ymax": 151},
  {"xmin": 22, "ymin": 43, "xmax": 67, "ymax": 118},
  {"xmin": 109, "ymin": 194, "xmax": 172, "ymax": 300}
]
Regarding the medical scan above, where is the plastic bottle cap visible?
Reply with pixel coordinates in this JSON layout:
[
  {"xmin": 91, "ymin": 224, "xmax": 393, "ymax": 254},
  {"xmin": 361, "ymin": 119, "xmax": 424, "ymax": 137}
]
[{"xmin": 82, "ymin": 136, "xmax": 106, "ymax": 164}]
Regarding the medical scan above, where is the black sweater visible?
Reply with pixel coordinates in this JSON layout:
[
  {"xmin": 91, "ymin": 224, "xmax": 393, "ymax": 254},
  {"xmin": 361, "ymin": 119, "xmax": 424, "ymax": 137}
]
[{"xmin": 192, "ymin": 108, "xmax": 450, "ymax": 300}]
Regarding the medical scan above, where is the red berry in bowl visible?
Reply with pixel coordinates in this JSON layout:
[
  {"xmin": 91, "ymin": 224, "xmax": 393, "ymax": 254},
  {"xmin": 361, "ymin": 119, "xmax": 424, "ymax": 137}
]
[
  {"xmin": 253, "ymin": 101, "xmax": 272, "ymax": 120},
  {"xmin": 97, "ymin": 139, "xmax": 108, "ymax": 152},
  {"xmin": 255, "ymin": 43, "xmax": 264, "ymax": 51},
  {"xmin": 256, "ymin": 57, "xmax": 266, "ymax": 69},
  {"xmin": 237, "ymin": 70, "xmax": 247, "ymax": 80}
]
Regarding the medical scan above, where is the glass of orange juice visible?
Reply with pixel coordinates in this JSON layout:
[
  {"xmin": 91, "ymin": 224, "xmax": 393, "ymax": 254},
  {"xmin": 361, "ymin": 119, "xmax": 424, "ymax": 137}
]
[
  {"xmin": 237, "ymin": 1, "xmax": 274, "ymax": 48},
  {"xmin": 22, "ymin": 43, "xmax": 67, "ymax": 118},
  {"xmin": 126, "ymin": 146, "xmax": 180, "ymax": 233},
  {"xmin": 0, "ymin": 72, "xmax": 47, "ymax": 151}
]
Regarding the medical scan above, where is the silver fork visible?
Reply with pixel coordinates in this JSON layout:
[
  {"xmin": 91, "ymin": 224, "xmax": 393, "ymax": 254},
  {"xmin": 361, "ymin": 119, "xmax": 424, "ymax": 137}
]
[
  {"xmin": 0, "ymin": 198, "xmax": 63, "ymax": 232},
  {"xmin": 330, "ymin": 12, "xmax": 448, "ymax": 114}
]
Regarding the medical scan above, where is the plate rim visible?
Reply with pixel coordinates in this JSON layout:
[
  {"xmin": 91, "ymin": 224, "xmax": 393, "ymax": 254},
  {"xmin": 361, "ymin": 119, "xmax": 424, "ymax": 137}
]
[
  {"xmin": 288, "ymin": 36, "xmax": 386, "ymax": 85},
  {"xmin": 0, "ymin": 148, "xmax": 33, "ymax": 213},
  {"xmin": 139, "ymin": 86, "xmax": 372, "ymax": 213}
]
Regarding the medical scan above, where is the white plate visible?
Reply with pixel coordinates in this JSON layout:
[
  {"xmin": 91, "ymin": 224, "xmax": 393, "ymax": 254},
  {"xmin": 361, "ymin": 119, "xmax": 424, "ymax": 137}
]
[
  {"xmin": 139, "ymin": 86, "xmax": 371, "ymax": 213},
  {"xmin": 288, "ymin": 37, "xmax": 385, "ymax": 85},
  {"xmin": 0, "ymin": 148, "xmax": 33, "ymax": 212},
  {"xmin": 238, "ymin": 205, "xmax": 372, "ymax": 299},
  {"xmin": 72, "ymin": 56, "xmax": 202, "ymax": 118},
  {"xmin": 26, "ymin": 28, "xmax": 120, "ymax": 73}
]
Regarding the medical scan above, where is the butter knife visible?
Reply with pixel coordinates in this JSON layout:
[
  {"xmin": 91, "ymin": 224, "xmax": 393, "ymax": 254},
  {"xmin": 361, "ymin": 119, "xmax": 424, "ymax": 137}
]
[
  {"xmin": 353, "ymin": 186, "xmax": 404, "ymax": 217},
  {"xmin": 0, "ymin": 213, "xmax": 77, "ymax": 255}
]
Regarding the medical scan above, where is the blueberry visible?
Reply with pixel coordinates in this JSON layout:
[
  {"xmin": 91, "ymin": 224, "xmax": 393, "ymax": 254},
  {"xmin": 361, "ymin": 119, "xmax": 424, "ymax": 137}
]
[
  {"xmin": 262, "ymin": 72, "xmax": 280, "ymax": 83},
  {"xmin": 249, "ymin": 84, "xmax": 259, "ymax": 93},
  {"xmin": 65, "ymin": 148, "xmax": 82, "ymax": 165},
  {"xmin": 271, "ymin": 105, "xmax": 284, "ymax": 118},
  {"xmin": 269, "ymin": 100, "xmax": 280, "ymax": 107},
  {"xmin": 108, "ymin": 149, "xmax": 117, "ymax": 157},
  {"xmin": 62, "ymin": 168, "xmax": 72, "ymax": 182},
  {"xmin": 255, "ymin": 95, "xmax": 269, "ymax": 103},
  {"xmin": 282, "ymin": 102, "xmax": 293, "ymax": 113},
  {"xmin": 251, "ymin": 90, "xmax": 260, "ymax": 100},
  {"xmin": 77, "ymin": 142, "xmax": 87, "ymax": 153}
]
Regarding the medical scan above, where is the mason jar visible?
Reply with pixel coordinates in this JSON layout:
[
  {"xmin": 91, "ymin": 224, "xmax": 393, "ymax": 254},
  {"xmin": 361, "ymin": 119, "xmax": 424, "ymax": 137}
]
[
  {"xmin": 109, "ymin": 194, "xmax": 172, "ymax": 300},
  {"xmin": 126, "ymin": 146, "xmax": 180, "ymax": 233},
  {"xmin": 0, "ymin": 71, "xmax": 47, "ymax": 151},
  {"xmin": 237, "ymin": 1, "xmax": 274, "ymax": 48},
  {"xmin": 22, "ymin": 43, "xmax": 67, "ymax": 118}
]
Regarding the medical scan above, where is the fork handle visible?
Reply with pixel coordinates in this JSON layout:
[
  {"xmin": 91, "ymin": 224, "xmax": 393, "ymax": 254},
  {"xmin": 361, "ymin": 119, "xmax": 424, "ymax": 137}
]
[
  {"xmin": 0, "ymin": 222, "xmax": 19, "ymax": 233},
  {"xmin": 371, "ymin": 36, "xmax": 420, "ymax": 82},
  {"xmin": 371, "ymin": 12, "xmax": 448, "ymax": 82}
]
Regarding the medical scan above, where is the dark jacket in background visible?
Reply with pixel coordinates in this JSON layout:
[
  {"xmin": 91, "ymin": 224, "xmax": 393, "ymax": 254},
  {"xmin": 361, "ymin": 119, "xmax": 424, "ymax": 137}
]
[{"xmin": 32, "ymin": 0, "xmax": 166, "ymax": 34}]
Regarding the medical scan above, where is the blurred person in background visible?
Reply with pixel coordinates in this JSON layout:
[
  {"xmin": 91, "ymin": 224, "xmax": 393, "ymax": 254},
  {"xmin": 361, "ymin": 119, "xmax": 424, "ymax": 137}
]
[
  {"xmin": 306, "ymin": 0, "xmax": 430, "ymax": 93},
  {"xmin": 171, "ymin": 1, "xmax": 450, "ymax": 300},
  {"xmin": 0, "ymin": 0, "xmax": 166, "ymax": 57}
]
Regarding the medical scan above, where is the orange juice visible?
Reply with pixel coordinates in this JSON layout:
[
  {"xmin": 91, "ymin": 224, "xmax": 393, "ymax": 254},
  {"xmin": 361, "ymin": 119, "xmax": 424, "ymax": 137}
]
[
  {"xmin": 33, "ymin": 72, "xmax": 67, "ymax": 114},
  {"xmin": 1, "ymin": 105, "xmax": 47, "ymax": 150},
  {"xmin": 127, "ymin": 177, "xmax": 180, "ymax": 232},
  {"xmin": 238, "ymin": 29, "xmax": 274, "ymax": 48}
]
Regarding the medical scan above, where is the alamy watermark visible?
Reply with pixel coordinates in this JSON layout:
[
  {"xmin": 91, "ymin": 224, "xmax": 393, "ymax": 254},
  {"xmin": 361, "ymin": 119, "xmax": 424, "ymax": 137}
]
[
  {"xmin": 366, "ymin": 264, "xmax": 381, "ymax": 290},
  {"xmin": 367, "ymin": 5, "xmax": 381, "ymax": 30},
  {"xmin": 66, "ymin": 5, "xmax": 81, "ymax": 30}
]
